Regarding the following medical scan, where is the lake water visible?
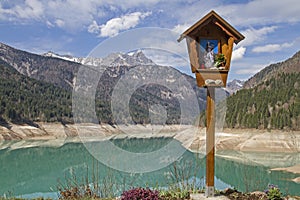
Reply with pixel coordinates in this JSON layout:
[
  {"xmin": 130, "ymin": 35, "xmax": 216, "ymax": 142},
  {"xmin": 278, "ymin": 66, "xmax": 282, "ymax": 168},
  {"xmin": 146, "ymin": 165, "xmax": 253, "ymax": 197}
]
[{"xmin": 0, "ymin": 137, "xmax": 299, "ymax": 198}]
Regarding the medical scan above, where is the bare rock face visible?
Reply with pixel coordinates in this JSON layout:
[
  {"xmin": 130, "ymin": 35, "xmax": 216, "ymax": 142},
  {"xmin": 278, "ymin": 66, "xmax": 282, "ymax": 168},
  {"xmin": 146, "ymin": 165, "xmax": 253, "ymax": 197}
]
[
  {"xmin": 0, "ymin": 123, "xmax": 66, "ymax": 140},
  {"xmin": 0, "ymin": 125, "xmax": 21, "ymax": 140}
]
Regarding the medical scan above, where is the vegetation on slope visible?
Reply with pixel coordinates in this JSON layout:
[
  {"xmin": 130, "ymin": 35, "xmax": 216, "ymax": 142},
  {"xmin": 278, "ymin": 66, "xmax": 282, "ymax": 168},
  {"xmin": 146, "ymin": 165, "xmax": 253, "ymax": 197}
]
[
  {"xmin": 225, "ymin": 72, "xmax": 300, "ymax": 130},
  {"xmin": 0, "ymin": 58, "xmax": 200, "ymax": 125},
  {"xmin": 1, "ymin": 41, "xmax": 299, "ymax": 130},
  {"xmin": 0, "ymin": 59, "xmax": 73, "ymax": 125}
]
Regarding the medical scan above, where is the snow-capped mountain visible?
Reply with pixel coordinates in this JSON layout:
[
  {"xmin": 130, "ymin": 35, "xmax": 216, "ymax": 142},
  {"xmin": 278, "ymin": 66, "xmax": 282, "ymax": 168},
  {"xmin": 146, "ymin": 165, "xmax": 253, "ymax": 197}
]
[
  {"xmin": 109, "ymin": 50, "xmax": 155, "ymax": 66},
  {"xmin": 42, "ymin": 51, "xmax": 81, "ymax": 63},
  {"xmin": 42, "ymin": 50, "xmax": 156, "ymax": 67},
  {"xmin": 226, "ymin": 79, "xmax": 245, "ymax": 94}
]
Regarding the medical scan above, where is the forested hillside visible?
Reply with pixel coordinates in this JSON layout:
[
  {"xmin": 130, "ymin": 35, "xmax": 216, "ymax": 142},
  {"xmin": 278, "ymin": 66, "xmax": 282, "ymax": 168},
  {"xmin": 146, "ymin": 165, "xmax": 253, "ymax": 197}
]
[
  {"xmin": 224, "ymin": 51, "xmax": 300, "ymax": 130},
  {"xmin": 1, "ymin": 41, "xmax": 299, "ymax": 130},
  {"xmin": 225, "ymin": 72, "xmax": 300, "ymax": 130},
  {"xmin": 226, "ymin": 52, "xmax": 300, "ymax": 130},
  {"xmin": 0, "ymin": 59, "xmax": 73, "ymax": 125}
]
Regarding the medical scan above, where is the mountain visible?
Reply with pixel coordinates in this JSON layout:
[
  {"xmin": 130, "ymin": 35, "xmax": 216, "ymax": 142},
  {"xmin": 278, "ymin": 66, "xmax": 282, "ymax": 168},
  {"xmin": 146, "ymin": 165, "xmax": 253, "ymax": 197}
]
[
  {"xmin": 42, "ymin": 49, "xmax": 155, "ymax": 67},
  {"xmin": 244, "ymin": 51, "xmax": 300, "ymax": 89},
  {"xmin": 0, "ymin": 43, "xmax": 156, "ymax": 91},
  {"xmin": 2, "ymin": 42, "xmax": 299, "ymax": 130},
  {"xmin": 42, "ymin": 51, "xmax": 81, "ymax": 63},
  {"xmin": 226, "ymin": 79, "xmax": 245, "ymax": 94},
  {"xmin": 0, "ymin": 42, "xmax": 206, "ymax": 125},
  {"xmin": 0, "ymin": 42, "xmax": 80, "ymax": 90},
  {"xmin": 225, "ymin": 52, "xmax": 300, "ymax": 130}
]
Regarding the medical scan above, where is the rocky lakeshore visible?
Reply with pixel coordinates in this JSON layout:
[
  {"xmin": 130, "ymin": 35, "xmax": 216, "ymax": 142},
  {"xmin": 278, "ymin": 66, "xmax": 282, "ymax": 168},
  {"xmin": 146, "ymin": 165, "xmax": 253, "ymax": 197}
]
[
  {"xmin": 1, "ymin": 123, "xmax": 300, "ymax": 179},
  {"xmin": 1, "ymin": 123, "xmax": 300, "ymax": 152}
]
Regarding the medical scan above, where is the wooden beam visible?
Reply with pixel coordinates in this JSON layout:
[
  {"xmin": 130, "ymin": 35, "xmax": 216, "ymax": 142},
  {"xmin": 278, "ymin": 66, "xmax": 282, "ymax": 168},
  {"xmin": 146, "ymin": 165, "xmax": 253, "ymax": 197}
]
[
  {"xmin": 225, "ymin": 37, "xmax": 234, "ymax": 70},
  {"xmin": 206, "ymin": 87, "xmax": 215, "ymax": 196},
  {"xmin": 186, "ymin": 38, "xmax": 200, "ymax": 73},
  {"xmin": 214, "ymin": 21, "xmax": 237, "ymax": 41}
]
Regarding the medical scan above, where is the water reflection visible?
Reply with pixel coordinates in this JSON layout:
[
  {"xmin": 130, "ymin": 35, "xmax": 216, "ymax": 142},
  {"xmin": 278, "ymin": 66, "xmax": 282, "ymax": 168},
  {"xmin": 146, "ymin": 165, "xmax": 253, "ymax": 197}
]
[
  {"xmin": 216, "ymin": 155, "xmax": 300, "ymax": 195},
  {"xmin": 0, "ymin": 138, "xmax": 299, "ymax": 197},
  {"xmin": 0, "ymin": 138, "xmax": 204, "ymax": 197}
]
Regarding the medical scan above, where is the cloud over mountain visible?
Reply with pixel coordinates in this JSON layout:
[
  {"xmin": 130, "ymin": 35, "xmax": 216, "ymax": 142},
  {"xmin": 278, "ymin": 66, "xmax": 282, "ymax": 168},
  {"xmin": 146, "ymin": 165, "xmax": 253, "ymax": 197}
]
[{"xmin": 88, "ymin": 12, "xmax": 152, "ymax": 37}]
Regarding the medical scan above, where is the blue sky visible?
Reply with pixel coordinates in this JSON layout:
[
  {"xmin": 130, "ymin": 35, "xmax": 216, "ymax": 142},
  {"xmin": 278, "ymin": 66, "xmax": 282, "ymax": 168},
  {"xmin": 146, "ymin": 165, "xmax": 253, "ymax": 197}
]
[{"xmin": 1, "ymin": 0, "xmax": 300, "ymax": 81}]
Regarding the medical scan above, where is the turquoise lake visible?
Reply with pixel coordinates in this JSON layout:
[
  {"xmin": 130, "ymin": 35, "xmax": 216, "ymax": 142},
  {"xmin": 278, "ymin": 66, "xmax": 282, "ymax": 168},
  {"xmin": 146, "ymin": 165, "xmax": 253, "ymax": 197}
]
[{"xmin": 0, "ymin": 137, "xmax": 299, "ymax": 198}]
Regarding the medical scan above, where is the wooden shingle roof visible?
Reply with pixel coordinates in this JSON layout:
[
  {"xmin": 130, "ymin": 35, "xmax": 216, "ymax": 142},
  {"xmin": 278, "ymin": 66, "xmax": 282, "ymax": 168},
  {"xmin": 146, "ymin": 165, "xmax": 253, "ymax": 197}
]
[{"xmin": 177, "ymin": 10, "xmax": 245, "ymax": 44}]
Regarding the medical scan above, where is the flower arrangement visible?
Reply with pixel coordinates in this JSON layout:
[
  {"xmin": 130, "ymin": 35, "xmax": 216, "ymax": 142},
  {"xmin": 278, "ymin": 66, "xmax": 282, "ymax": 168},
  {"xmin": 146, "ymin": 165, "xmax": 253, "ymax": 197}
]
[{"xmin": 214, "ymin": 53, "xmax": 226, "ymax": 68}]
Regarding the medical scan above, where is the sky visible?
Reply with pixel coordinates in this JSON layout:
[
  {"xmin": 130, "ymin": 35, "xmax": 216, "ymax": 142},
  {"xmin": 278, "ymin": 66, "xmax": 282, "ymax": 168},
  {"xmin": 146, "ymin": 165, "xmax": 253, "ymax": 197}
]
[{"xmin": 1, "ymin": 0, "xmax": 300, "ymax": 81}]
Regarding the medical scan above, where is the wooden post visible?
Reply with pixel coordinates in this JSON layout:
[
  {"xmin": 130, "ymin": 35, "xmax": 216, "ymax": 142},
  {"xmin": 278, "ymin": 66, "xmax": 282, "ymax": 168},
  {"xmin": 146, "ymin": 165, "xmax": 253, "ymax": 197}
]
[{"xmin": 205, "ymin": 87, "xmax": 215, "ymax": 197}]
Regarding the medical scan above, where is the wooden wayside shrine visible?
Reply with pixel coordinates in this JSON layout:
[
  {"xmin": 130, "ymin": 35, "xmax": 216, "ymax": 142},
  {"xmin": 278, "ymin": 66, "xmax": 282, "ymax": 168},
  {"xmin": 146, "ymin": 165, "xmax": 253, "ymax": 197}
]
[
  {"xmin": 178, "ymin": 10, "xmax": 244, "ymax": 197},
  {"xmin": 178, "ymin": 10, "xmax": 244, "ymax": 88}
]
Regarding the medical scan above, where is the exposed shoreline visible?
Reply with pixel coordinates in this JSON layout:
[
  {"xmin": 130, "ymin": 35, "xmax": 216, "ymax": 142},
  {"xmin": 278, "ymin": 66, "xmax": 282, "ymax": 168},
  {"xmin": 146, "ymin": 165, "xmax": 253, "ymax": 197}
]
[
  {"xmin": 1, "ymin": 123, "xmax": 300, "ymax": 176},
  {"xmin": 271, "ymin": 164, "xmax": 300, "ymax": 183},
  {"xmin": 1, "ymin": 123, "xmax": 300, "ymax": 152}
]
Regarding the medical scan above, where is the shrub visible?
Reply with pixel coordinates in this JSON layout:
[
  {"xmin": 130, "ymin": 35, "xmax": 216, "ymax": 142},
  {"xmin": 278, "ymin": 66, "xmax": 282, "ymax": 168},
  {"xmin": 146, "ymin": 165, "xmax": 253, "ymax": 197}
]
[
  {"xmin": 121, "ymin": 188, "xmax": 160, "ymax": 200},
  {"xmin": 159, "ymin": 189, "xmax": 190, "ymax": 200},
  {"xmin": 264, "ymin": 184, "xmax": 283, "ymax": 200}
]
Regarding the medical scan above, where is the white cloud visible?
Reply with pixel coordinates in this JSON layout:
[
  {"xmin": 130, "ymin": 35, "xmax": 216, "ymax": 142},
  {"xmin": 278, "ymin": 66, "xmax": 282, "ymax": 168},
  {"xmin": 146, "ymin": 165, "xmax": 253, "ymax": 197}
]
[
  {"xmin": 25, "ymin": 0, "xmax": 43, "ymax": 17},
  {"xmin": 108, "ymin": 0, "xmax": 160, "ymax": 10},
  {"xmin": 171, "ymin": 23, "xmax": 190, "ymax": 34},
  {"xmin": 238, "ymin": 26, "xmax": 277, "ymax": 47},
  {"xmin": 97, "ymin": 11, "xmax": 152, "ymax": 37},
  {"xmin": 1, "ymin": 0, "xmax": 300, "ymax": 36},
  {"xmin": 0, "ymin": 0, "xmax": 104, "ymax": 30},
  {"xmin": 216, "ymin": 0, "xmax": 300, "ymax": 26},
  {"xmin": 0, "ymin": 0, "xmax": 159, "ymax": 28},
  {"xmin": 46, "ymin": 20, "xmax": 54, "ymax": 27},
  {"xmin": 46, "ymin": 0, "xmax": 100, "ymax": 30},
  {"xmin": 55, "ymin": 19, "xmax": 65, "ymax": 28},
  {"xmin": 252, "ymin": 42, "xmax": 293, "ymax": 53},
  {"xmin": 139, "ymin": 30, "xmax": 188, "ymax": 58},
  {"xmin": 1, "ymin": 0, "xmax": 44, "ymax": 20},
  {"xmin": 13, "ymin": 35, "xmax": 75, "ymax": 55},
  {"xmin": 164, "ymin": 0, "xmax": 300, "ymax": 30},
  {"xmin": 235, "ymin": 64, "xmax": 267, "ymax": 75},
  {"xmin": 172, "ymin": 1, "xmax": 222, "ymax": 25},
  {"xmin": 143, "ymin": 48, "xmax": 188, "ymax": 67},
  {"xmin": 232, "ymin": 46, "xmax": 246, "ymax": 61},
  {"xmin": 88, "ymin": 20, "xmax": 101, "ymax": 34}
]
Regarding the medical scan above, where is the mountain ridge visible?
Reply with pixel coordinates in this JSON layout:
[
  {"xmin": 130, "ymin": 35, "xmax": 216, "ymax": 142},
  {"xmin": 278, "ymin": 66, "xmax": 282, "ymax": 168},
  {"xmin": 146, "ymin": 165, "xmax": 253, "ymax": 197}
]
[
  {"xmin": 0, "ymin": 43, "xmax": 157, "ymax": 90},
  {"xmin": 225, "ymin": 51, "xmax": 300, "ymax": 130},
  {"xmin": 0, "ymin": 42, "xmax": 80, "ymax": 90},
  {"xmin": 0, "ymin": 42, "xmax": 206, "ymax": 126},
  {"xmin": 42, "ymin": 49, "xmax": 156, "ymax": 67},
  {"xmin": 244, "ymin": 51, "xmax": 300, "ymax": 89},
  {"xmin": 2, "ymin": 42, "xmax": 298, "ymax": 130}
]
